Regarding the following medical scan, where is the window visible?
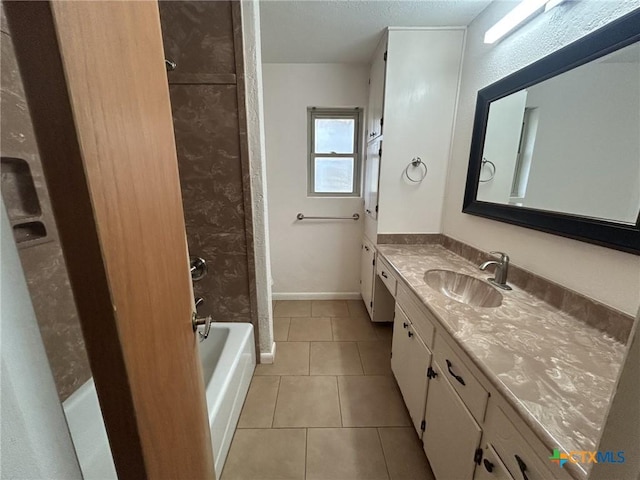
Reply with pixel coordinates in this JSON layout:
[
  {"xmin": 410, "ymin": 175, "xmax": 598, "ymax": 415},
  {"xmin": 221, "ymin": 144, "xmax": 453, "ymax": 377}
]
[{"xmin": 307, "ymin": 107, "xmax": 362, "ymax": 196}]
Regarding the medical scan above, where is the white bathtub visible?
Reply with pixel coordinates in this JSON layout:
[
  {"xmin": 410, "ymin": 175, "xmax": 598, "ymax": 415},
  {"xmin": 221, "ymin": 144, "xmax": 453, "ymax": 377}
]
[{"xmin": 63, "ymin": 323, "xmax": 256, "ymax": 479}]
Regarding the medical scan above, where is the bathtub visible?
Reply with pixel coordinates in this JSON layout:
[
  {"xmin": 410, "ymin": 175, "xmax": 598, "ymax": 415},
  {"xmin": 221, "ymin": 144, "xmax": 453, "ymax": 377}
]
[{"xmin": 63, "ymin": 323, "xmax": 256, "ymax": 479}]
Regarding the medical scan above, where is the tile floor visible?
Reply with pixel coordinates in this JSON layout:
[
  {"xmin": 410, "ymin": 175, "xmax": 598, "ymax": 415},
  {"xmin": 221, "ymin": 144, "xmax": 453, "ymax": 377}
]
[{"xmin": 221, "ymin": 300, "xmax": 435, "ymax": 480}]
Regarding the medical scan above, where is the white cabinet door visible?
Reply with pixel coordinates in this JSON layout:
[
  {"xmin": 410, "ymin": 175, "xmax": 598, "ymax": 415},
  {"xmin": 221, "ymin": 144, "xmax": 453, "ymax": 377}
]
[
  {"xmin": 475, "ymin": 444, "xmax": 515, "ymax": 480},
  {"xmin": 423, "ymin": 360, "xmax": 482, "ymax": 480},
  {"xmin": 391, "ymin": 306, "xmax": 431, "ymax": 437},
  {"xmin": 367, "ymin": 36, "xmax": 386, "ymax": 141},
  {"xmin": 364, "ymin": 139, "xmax": 381, "ymax": 219},
  {"xmin": 360, "ymin": 240, "xmax": 375, "ymax": 318}
]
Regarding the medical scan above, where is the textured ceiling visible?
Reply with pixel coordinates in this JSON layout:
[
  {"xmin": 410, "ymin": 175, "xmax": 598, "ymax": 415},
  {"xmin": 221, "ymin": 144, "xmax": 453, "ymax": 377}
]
[{"xmin": 260, "ymin": 0, "xmax": 494, "ymax": 64}]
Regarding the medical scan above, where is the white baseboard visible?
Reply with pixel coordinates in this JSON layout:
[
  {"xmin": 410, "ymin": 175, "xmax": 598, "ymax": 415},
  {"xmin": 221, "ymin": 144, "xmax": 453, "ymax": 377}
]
[
  {"xmin": 260, "ymin": 342, "xmax": 276, "ymax": 364},
  {"xmin": 272, "ymin": 292, "xmax": 362, "ymax": 301}
]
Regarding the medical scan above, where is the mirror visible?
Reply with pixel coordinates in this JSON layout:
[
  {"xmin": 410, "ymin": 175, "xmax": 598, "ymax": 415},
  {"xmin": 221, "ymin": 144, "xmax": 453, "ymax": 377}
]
[{"xmin": 464, "ymin": 9, "xmax": 640, "ymax": 254}]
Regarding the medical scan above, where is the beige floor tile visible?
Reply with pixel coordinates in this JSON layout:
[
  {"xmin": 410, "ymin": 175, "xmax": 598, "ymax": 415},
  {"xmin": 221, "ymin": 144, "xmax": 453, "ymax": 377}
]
[
  {"xmin": 332, "ymin": 316, "xmax": 379, "ymax": 341},
  {"xmin": 310, "ymin": 342, "xmax": 363, "ymax": 375},
  {"xmin": 306, "ymin": 428, "xmax": 389, "ymax": 480},
  {"xmin": 273, "ymin": 317, "xmax": 290, "ymax": 341},
  {"xmin": 273, "ymin": 376, "xmax": 341, "ymax": 427},
  {"xmin": 254, "ymin": 342, "xmax": 309, "ymax": 376},
  {"xmin": 347, "ymin": 299, "xmax": 370, "ymax": 318},
  {"xmin": 221, "ymin": 428, "xmax": 306, "ymax": 480},
  {"xmin": 378, "ymin": 427, "xmax": 435, "ymax": 480},
  {"xmin": 373, "ymin": 322, "xmax": 394, "ymax": 343},
  {"xmin": 238, "ymin": 376, "xmax": 280, "ymax": 428},
  {"xmin": 311, "ymin": 300, "xmax": 349, "ymax": 317},
  {"xmin": 358, "ymin": 341, "xmax": 392, "ymax": 375},
  {"xmin": 287, "ymin": 317, "xmax": 332, "ymax": 341},
  {"xmin": 274, "ymin": 300, "xmax": 311, "ymax": 317},
  {"xmin": 338, "ymin": 375, "xmax": 411, "ymax": 427}
]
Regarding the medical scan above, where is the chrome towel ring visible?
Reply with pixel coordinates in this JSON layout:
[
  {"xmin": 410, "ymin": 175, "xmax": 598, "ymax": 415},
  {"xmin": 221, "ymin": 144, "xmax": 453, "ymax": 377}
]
[
  {"xmin": 404, "ymin": 157, "xmax": 428, "ymax": 183},
  {"xmin": 479, "ymin": 158, "xmax": 496, "ymax": 183}
]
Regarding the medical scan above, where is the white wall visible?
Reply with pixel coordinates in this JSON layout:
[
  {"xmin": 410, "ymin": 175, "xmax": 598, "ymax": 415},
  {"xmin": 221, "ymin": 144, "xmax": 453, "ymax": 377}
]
[
  {"xmin": 263, "ymin": 63, "xmax": 368, "ymax": 297},
  {"xmin": 477, "ymin": 89, "xmax": 527, "ymax": 203},
  {"xmin": 377, "ymin": 28, "xmax": 465, "ymax": 234},
  {"xmin": 240, "ymin": 0, "xmax": 274, "ymax": 359},
  {"xmin": 523, "ymin": 61, "xmax": 640, "ymax": 223},
  {"xmin": 1, "ymin": 201, "xmax": 82, "ymax": 479},
  {"xmin": 443, "ymin": 1, "xmax": 640, "ymax": 315}
]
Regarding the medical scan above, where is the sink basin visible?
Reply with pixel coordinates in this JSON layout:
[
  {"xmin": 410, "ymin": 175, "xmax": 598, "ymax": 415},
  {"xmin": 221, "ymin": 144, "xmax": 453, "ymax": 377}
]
[{"xmin": 424, "ymin": 269, "xmax": 503, "ymax": 308}]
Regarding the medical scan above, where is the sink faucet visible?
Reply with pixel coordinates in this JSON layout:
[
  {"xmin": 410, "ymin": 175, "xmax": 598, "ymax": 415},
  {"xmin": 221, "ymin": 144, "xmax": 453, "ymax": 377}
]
[{"xmin": 479, "ymin": 251, "xmax": 512, "ymax": 290}]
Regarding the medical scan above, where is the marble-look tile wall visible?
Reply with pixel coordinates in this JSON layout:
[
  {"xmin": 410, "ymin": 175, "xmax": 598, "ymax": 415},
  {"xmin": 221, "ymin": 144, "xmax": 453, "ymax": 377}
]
[
  {"xmin": 377, "ymin": 233, "xmax": 634, "ymax": 343},
  {"xmin": 159, "ymin": 2, "xmax": 259, "ymax": 346},
  {"xmin": 1, "ymin": 8, "xmax": 90, "ymax": 401}
]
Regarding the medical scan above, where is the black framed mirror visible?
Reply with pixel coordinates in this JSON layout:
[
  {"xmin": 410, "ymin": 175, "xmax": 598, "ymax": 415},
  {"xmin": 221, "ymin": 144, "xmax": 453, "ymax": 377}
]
[{"xmin": 463, "ymin": 8, "xmax": 640, "ymax": 255}]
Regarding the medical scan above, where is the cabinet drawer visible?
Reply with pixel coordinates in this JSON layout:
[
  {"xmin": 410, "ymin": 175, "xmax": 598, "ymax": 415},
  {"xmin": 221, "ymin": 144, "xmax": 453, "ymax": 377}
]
[
  {"xmin": 376, "ymin": 257, "xmax": 397, "ymax": 297},
  {"xmin": 433, "ymin": 334, "xmax": 488, "ymax": 423},
  {"xmin": 397, "ymin": 286, "xmax": 435, "ymax": 348},
  {"xmin": 484, "ymin": 402, "xmax": 555, "ymax": 480}
]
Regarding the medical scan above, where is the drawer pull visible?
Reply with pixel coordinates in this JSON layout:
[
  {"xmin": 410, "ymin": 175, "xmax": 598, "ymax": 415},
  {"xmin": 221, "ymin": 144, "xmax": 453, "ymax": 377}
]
[
  {"xmin": 515, "ymin": 455, "xmax": 529, "ymax": 480},
  {"xmin": 364, "ymin": 245, "xmax": 370, "ymax": 251},
  {"xmin": 427, "ymin": 366, "xmax": 438, "ymax": 379},
  {"xmin": 446, "ymin": 359, "xmax": 466, "ymax": 386},
  {"xmin": 483, "ymin": 459, "xmax": 494, "ymax": 473},
  {"xmin": 408, "ymin": 331, "xmax": 414, "ymax": 338},
  {"xmin": 403, "ymin": 322, "xmax": 408, "ymax": 329},
  {"xmin": 381, "ymin": 271, "xmax": 388, "ymax": 279}
]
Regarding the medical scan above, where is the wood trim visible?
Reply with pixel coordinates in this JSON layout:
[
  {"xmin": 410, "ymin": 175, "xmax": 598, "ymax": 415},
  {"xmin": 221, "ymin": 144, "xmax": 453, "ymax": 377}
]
[
  {"xmin": 5, "ymin": 2, "xmax": 215, "ymax": 478},
  {"xmin": 167, "ymin": 73, "xmax": 237, "ymax": 85},
  {"xmin": 3, "ymin": 2, "xmax": 147, "ymax": 477}
]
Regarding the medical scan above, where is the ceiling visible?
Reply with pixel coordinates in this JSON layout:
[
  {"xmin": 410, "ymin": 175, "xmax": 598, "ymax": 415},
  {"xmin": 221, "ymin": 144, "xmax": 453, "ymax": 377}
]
[{"xmin": 260, "ymin": 0, "xmax": 493, "ymax": 64}]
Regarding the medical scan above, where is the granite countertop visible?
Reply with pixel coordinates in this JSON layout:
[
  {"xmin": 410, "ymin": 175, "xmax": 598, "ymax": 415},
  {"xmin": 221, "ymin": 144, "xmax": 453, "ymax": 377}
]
[{"xmin": 377, "ymin": 244, "xmax": 626, "ymax": 480}]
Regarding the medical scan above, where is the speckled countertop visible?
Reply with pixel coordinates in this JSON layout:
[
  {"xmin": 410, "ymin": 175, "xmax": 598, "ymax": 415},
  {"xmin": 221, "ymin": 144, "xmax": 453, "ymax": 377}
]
[{"xmin": 377, "ymin": 244, "xmax": 626, "ymax": 480}]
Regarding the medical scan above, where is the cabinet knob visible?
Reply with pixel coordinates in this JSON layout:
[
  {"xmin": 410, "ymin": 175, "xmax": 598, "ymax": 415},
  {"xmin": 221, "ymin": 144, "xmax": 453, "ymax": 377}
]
[
  {"xmin": 403, "ymin": 322, "xmax": 408, "ymax": 329},
  {"xmin": 381, "ymin": 271, "xmax": 388, "ymax": 279},
  {"xmin": 483, "ymin": 459, "xmax": 494, "ymax": 473},
  {"xmin": 427, "ymin": 367, "xmax": 438, "ymax": 379},
  {"xmin": 407, "ymin": 331, "xmax": 414, "ymax": 338}
]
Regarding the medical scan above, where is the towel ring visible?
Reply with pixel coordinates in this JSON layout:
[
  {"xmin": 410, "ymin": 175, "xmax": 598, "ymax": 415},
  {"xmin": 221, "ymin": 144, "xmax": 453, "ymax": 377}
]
[
  {"xmin": 479, "ymin": 158, "xmax": 496, "ymax": 183},
  {"xmin": 404, "ymin": 157, "xmax": 428, "ymax": 183}
]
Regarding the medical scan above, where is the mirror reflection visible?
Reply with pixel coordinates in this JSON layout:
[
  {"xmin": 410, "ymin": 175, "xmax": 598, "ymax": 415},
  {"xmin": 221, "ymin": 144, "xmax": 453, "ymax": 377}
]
[{"xmin": 476, "ymin": 42, "xmax": 640, "ymax": 225}]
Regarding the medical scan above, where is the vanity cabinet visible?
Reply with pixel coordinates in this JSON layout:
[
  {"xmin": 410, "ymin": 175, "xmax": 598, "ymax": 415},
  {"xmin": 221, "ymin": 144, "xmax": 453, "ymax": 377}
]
[
  {"xmin": 391, "ymin": 305, "xmax": 431, "ymax": 436},
  {"xmin": 423, "ymin": 357, "xmax": 483, "ymax": 480},
  {"xmin": 388, "ymin": 267, "xmax": 568, "ymax": 480},
  {"xmin": 360, "ymin": 239, "xmax": 376, "ymax": 317}
]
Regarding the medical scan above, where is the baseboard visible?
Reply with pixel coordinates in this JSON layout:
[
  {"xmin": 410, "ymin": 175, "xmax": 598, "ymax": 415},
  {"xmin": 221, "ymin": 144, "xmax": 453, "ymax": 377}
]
[
  {"xmin": 259, "ymin": 342, "xmax": 276, "ymax": 364},
  {"xmin": 272, "ymin": 292, "xmax": 362, "ymax": 301}
]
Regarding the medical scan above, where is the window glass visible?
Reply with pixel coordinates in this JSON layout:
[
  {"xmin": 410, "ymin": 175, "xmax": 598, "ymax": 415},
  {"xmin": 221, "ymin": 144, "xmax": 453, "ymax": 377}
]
[
  {"xmin": 314, "ymin": 118, "xmax": 355, "ymax": 154},
  {"xmin": 314, "ymin": 157, "xmax": 354, "ymax": 193}
]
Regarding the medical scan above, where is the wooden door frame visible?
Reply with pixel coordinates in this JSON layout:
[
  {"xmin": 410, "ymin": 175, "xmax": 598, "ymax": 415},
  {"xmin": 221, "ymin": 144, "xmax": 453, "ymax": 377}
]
[{"xmin": 4, "ymin": 2, "xmax": 215, "ymax": 478}]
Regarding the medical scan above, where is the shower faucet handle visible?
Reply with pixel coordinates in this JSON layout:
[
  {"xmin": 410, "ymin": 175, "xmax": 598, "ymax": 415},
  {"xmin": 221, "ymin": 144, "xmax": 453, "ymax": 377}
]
[{"xmin": 192, "ymin": 312, "xmax": 212, "ymax": 341}]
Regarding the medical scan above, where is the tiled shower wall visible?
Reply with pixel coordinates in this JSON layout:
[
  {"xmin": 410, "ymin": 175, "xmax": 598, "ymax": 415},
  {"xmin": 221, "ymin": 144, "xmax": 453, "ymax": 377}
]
[
  {"xmin": 159, "ymin": 2, "xmax": 259, "ymax": 345},
  {"xmin": 0, "ymin": 7, "xmax": 91, "ymax": 401}
]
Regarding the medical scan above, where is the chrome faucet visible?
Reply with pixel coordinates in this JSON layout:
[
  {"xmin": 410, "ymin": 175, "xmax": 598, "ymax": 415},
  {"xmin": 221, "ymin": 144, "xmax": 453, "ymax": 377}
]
[{"xmin": 479, "ymin": 251, "xmax": 512, "ymax": 290}]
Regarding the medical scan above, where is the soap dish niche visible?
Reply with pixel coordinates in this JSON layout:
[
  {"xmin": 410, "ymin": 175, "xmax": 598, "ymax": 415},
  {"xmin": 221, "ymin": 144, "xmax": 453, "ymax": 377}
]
[
  {"xmin": 1, "ymin": 157, "xmax": 50, "ymax": 247},
  {"xmin": 13, "ymin": 221, "xmax": 48, "ymax": 246},
  {"xmin": 1, "ymin": 156, "xmax": 42, "ymax": 219}
]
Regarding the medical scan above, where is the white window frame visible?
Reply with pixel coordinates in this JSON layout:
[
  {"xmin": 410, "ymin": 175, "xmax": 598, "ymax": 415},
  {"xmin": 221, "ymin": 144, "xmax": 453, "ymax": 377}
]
[{"xmin": 307, "ymin": 107, "xmax": 363, "ymax": 197}]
